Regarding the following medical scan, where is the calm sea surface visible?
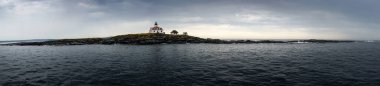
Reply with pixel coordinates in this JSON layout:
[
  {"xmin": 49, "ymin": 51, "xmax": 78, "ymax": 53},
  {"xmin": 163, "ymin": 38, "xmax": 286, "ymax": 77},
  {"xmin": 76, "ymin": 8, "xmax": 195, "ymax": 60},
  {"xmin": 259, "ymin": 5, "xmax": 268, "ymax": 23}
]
[{"xmin": 0, "ymin": 43, "xmax": 380, "ymax": 86}]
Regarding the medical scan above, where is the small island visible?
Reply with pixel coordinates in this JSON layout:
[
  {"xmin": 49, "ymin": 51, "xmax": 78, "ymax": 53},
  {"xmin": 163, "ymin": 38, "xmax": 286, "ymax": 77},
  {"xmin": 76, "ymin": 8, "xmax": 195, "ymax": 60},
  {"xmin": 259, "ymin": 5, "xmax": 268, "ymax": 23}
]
[{"xmin": 4, "ymin": 22, "xmax": 355, "ymax": 46}]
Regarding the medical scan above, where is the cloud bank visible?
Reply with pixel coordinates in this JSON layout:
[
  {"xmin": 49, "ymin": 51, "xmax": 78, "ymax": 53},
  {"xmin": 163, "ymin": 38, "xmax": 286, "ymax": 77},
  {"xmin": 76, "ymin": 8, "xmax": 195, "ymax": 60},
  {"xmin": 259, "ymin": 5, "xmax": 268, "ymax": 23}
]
[{"xmin": 0, "ymin": 0, "xmax": 379, "ymax": 40}]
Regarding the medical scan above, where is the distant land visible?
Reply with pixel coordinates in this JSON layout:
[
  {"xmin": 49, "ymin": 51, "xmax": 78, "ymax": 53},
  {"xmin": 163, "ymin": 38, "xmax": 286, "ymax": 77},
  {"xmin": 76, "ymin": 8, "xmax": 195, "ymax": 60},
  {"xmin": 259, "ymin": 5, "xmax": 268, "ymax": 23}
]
[{"xmin": 0, "ymin": 39, "xmax": 50, "ymax": 45}]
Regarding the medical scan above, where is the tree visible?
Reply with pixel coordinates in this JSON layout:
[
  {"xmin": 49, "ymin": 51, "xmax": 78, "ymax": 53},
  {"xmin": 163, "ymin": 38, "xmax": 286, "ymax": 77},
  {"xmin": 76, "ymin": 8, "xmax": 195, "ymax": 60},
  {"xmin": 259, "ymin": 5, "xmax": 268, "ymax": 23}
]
[
  {"xmin": 171, "ymin": 30, "xmax": 178, "ymax": 35},
  {"xmin": 183, "ymin": 32, "xmax": 188, "ymax": 35}
]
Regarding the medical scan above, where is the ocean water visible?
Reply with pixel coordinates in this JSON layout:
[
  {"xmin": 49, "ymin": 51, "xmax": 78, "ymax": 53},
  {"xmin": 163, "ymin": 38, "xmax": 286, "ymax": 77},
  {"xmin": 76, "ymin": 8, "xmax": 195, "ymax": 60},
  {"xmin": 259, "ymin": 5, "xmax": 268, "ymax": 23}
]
[{"xmin": 0, "ymin": 43, "xmax": 380, "ymax": 86}]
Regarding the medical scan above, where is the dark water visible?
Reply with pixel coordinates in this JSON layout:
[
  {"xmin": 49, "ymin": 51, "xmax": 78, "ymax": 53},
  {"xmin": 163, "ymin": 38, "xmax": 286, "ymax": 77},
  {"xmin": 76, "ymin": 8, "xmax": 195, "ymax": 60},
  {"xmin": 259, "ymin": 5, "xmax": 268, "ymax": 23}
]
[{"xmin": 1, "ymin": 43, "xmax": 380, "ymax": 86}]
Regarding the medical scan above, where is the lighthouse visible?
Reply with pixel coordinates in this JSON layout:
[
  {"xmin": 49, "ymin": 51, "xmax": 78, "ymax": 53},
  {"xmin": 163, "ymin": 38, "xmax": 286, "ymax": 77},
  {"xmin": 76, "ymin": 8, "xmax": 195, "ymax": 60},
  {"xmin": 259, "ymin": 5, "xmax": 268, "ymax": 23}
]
[{"xmin": 149, "ymin": 22, "xmax": 164, "ymax": 33}]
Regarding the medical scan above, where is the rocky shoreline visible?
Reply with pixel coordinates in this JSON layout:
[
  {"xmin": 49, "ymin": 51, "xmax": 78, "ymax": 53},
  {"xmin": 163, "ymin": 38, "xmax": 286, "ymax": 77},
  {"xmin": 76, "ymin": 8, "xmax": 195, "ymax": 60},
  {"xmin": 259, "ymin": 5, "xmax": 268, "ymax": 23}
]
[{"xmin": 2, "ymin": 33, "xmax": 355, "ymax": 46}]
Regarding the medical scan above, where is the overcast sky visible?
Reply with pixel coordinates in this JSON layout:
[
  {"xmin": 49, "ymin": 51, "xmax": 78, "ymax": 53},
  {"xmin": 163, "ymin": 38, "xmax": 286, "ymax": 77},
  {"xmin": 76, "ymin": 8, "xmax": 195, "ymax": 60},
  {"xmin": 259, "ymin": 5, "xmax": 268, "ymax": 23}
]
[{"xmin": 1, "ymin": 0, "xmax": 379, "ymax": 40}]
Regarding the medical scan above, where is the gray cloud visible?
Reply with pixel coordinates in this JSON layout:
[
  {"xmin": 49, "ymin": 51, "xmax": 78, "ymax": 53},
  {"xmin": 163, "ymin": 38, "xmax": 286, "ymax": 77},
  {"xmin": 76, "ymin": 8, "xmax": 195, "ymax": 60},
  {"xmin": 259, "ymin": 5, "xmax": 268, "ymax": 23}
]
[{"xmin": 0, "ymin": 0, "xmax": 379, "ymax": 40}]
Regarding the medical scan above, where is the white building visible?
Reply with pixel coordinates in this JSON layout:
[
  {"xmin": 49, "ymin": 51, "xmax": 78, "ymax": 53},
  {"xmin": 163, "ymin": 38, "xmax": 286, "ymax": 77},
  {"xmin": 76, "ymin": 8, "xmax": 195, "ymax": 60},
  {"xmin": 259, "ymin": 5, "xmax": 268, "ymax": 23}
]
[{"xmin": 149, "ymin": 22, "xmax": 164, "ymax": 33}]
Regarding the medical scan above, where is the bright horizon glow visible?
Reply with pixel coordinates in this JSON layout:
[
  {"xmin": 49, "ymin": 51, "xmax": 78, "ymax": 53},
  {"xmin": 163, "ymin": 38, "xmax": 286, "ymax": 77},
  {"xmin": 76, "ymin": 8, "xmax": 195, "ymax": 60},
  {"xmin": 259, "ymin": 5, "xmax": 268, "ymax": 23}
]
[{"xmin": 1, "ymin": 0, "xmax": 379, "ymax": 41}]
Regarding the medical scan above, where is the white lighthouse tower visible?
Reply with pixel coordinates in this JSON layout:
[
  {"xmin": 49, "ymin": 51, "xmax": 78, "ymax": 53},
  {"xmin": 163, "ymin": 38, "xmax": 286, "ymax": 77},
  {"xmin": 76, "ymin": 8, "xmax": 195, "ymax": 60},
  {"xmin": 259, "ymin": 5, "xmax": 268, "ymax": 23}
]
[{"xmin": 149, "ymin": 22, "xmax": 164, "ymax": 33}]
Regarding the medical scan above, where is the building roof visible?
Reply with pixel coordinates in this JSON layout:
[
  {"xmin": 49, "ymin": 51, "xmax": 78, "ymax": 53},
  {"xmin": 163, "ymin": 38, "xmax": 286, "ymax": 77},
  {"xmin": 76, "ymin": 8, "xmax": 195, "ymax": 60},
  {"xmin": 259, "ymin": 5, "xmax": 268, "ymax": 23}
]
[
  {"xmin": 150, "ymin": 27, "xmax": 163, "ymax": 30},
  {"xmin": 150, "ymin": 22, "xmax": 163, "ymax": 31}
]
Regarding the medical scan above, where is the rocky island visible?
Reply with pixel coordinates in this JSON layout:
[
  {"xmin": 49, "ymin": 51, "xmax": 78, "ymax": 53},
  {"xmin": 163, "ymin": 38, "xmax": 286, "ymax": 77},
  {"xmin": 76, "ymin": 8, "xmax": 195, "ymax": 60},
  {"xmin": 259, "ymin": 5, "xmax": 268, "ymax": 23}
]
[
  {"xmin": 10, "ymin": 33, "xmax": 220, "ymax": 45},
  {"xmin": 2, "ymin": 22, "xmax": 355, "ymax": 46},
  {"xmin": 5, "ymin": 33, "xmax": 354, "ymax": 46}
]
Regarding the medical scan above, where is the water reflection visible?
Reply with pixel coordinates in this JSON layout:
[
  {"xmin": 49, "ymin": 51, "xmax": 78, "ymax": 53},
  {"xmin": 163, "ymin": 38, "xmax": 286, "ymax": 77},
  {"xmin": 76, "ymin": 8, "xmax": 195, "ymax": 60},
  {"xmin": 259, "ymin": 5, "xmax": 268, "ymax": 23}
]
[
  {"xmin": 143, "ymin": 45, "xmax": 183, "ymax": 85},
  {"xmin": 145, "ymin": 45, "xmax": 165, "ymax": 84}
]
